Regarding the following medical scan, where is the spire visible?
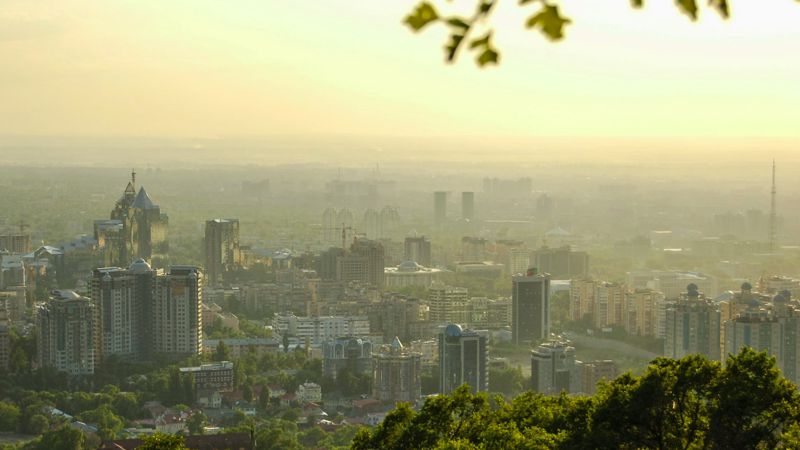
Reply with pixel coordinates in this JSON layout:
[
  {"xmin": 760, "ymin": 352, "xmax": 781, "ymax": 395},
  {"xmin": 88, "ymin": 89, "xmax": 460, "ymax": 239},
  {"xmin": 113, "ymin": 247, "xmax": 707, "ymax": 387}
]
[
  {"xmin": 769, "ymin": 159, "xmax": 777, "ymax": 252},
  {"xmin": 131, "ymin": 168, "xmax": 136, "ymax": 189}
]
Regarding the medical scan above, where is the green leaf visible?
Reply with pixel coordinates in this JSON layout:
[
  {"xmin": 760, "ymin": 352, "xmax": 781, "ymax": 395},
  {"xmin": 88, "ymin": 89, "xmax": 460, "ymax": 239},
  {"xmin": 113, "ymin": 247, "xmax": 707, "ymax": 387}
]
[
  {"xmin": 444, "ymin": 33, "xmax": 465, "ymax": 62},
  {"xmin": 404, "ymin": 2, "xmax": 439, "ymax": 32},
  {"xmin": 477, "ymin": 48, "xmax": 499, "ymax": 67},
  {"xmin": 710, "ymin": 0, "xmax": 729, "ymax": 18},
  {"xmin": 446, "ymin": 17, "xmax": 470, "ymax": 30},
  {"xmin": 526, "ymin": 5, "xmax": 572, "ymax": 41},
  {"xmin": 676, "ymin": 0, "xmax": 698, "ymax": 20},
  {"xmin": 478, "ymin": 1, "xmax": 496, "ymax": 14},
  {"xmin": 470, "ymin": 32, "xmax": 491, "ymax": 49},
  {"xmin": 631, "ymin": 0, "xmax": 644, "ymax": 7}
]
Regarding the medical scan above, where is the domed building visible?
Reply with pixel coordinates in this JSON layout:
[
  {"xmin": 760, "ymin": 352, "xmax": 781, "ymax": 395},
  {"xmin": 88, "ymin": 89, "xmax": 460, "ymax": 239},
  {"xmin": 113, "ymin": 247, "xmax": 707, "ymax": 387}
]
[{"xmin": 384, "ymin": 260, "xmax": 443, "ymax": 288}]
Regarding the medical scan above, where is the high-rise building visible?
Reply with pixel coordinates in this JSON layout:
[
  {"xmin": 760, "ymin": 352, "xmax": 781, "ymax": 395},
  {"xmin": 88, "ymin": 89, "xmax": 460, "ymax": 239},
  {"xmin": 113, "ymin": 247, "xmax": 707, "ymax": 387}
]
[
  {"xmin": 593, "ymin": 282, "xmax": 626, "ymax": 329},
  {"xmin": 91, "ymin": 261, "xmax": 203, "ymax": 362},
  {"xmin": 724, "ymin": 309, "xmax": 782, "ymax": 362},
  {"xmin": 625, "ymin": 289, "xmax": 665, "ymax": 337},
  {"xmin": 322, "ymin": 337, "xmax": 373, "ymax": 380},
  {"xmin": 336, "ymin": 238, "xmax": 385, "ymax": 289},
  {"xmin": 428, "ymin": 285, "xmax": 469, "ymax": 324},
  {"xmin": 204, "ymin": 219, "xmax": 241, "ymax": 286},
  {"xmin": 152, "ymin": 266, "xmax": 203, "ymax": 359},
  {"xmin": 374, "ymin": 337, "xmax": 422, "ymax": 403},
  {"xmin": 531, "ymin": 340, "xmax": 578, "ymax": 394},
  {"xmin": 569, "ymin": 278, "xmax": 595, "ymax": 322},
  {"xmin": 531, "ymin": 246, "xmax": 589, "ymax": 279},
  {"xmin": 37, "ymin": 290, "xmax": 95, "ymax": 376},
  {"xmin": 664, "ymin": 284, "xmax": 721, "ymax": 361},
  {"xmin": 461, "ymin": 192, "xmax": 474, "ymax": 221},
  {"xmin": 98, "ymin": 171, "xmax": 168, "ymax": 266},
  {"xmin": 404, "ymin": 236, "xmax": 431, "ymax": 267},
  {"xmin": 512, "ymin": 270, "xmax": 550, "ymax": 346},
  {"xmin": 438, "ymin": 324, "xmax": 488, "ymax": 394},
  {"xmin": 91, "ymin": 260, "xmax": 156, "ymax": 362},
  {"xmin": 433, "ymin": 191, "xmax": 447, "ymax": 227}
]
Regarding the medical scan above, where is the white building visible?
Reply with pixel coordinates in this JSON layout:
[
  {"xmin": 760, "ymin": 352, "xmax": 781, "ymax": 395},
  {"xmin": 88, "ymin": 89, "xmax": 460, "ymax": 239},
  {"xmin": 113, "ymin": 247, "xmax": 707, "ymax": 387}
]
[
  {"xmin": 272, "ymin": 313, "xmax": 370, "ymax": 346},
  {"xmin": 384, "ymin": 261, "xmax": 443, "ymax": 288},
  {"xmin": 297, "ymin": 382, "xmax": 322, "ymax": 404},
  {"xmin": 626, "ymin": 270, "xmax": 718, "ymax": 299}
]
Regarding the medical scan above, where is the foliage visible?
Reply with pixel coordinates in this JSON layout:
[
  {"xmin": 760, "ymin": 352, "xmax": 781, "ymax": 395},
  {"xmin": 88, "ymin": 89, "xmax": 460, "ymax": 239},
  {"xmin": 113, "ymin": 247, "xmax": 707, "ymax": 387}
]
[
  {"xmin": 353, "ymin": 348, "xmax": 800, "ymax": 450},
  {"xmin": 138, "ymin": 433, "xmax": 189, "ymax": 450},
  {"xmin": 186, "ymin": 411, "xmax": 208, "ymax": 435},
  {"xmin": 0, "ymin": 401, "xmax": 21, "ymax": 432},
  {"xmin": 77, "ymin": 404, "xmax": 124, "ymax": 440},
  {"xmin": 488, "ymin": 365, "xmax": 526, "ymax": 398},
  {"xmin": 213, "ymin": 340, "xmax": 232, "ymax": 362},
  {"xmin": 405, "ymin": 0, "xmax": 744, "ymax": 66},
  {"xmin": 22, "ymin": 425, "xmax": 86, "ymax": 450}
]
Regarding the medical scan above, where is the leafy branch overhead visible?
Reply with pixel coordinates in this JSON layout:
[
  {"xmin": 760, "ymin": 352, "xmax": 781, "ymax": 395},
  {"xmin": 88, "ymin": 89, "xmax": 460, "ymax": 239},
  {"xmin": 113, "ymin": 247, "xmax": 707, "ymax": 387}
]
[{"xmin": 404, "ymin": 0, "xmax": 737, "ymax": 67}]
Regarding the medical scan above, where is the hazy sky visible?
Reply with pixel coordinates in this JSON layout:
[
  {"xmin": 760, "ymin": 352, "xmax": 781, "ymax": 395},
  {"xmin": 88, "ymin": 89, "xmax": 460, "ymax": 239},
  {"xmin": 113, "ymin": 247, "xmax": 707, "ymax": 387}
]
[{"xmin": 1, "ymin": 0, "xmax": 799, "ymax": 140}]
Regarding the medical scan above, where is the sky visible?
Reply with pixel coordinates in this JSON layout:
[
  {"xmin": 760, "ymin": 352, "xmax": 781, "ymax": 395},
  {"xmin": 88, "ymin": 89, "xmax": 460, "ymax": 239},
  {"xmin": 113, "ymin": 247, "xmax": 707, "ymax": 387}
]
[{"xmin": 1, "ymin": 0, "xmax": 799, "ymax": 142}]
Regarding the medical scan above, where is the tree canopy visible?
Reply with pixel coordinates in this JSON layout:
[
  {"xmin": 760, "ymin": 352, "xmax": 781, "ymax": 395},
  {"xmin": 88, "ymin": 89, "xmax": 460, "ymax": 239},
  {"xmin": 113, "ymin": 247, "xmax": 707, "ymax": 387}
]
[{"xmin": 352, "ymin": 348, "xmax": 800, "ymax": 449}]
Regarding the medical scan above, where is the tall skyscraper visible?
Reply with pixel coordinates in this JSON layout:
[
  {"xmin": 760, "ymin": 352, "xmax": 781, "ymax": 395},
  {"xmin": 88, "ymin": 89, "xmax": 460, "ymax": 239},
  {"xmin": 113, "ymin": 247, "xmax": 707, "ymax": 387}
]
[
  {"xmin": 153, "ymin": 266, "xmax": 203, "ymax": 359},
  {"xmin": 404, "ymin": 235, "xmax": 431, "ymax": 267},
  {"xmin": 204, "ymin": 219, "xmax": 241, "ymax": 286},
  {"xmin": 91, "ymin": 260, "xmax": 156, "ymax": 362},
  {"xmin": 461, "ymin": 192, "xmax": 474, "ymax": 221},
  {"xmin": 91, "ymin": 262, "xmax": 203, "ymax": 362},
  {"xmin": 664, "ymin": 284, "xmax": 721, "ymax": 361},
  {"xmin": 37, "ymin": 290, "xmax": 95, "ymax": 376},
  {"xmin": 512, "ymin": 269, "xmax": 551, "ymax": 346},
  {"xmin": 433, "ymin": 191, "xmax": 447, "ymax": 227},
  {"xmin": 97, "ymin": 171, "xmax": 168, "ymax": 266},
  {"xmin": 374, "ymin": 337, "xmax": 422, "ymax": 403},
  {"xmin": 438, "ymin": 324, "xmax": 488, "ymax": 394}
]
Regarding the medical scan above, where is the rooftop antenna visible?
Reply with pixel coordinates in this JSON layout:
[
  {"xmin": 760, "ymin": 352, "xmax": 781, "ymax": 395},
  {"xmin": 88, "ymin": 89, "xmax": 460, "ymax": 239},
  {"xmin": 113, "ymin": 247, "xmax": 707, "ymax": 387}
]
[{"xmin": 769, "ymin": 159, "xmax": 777, "ymax": 252}]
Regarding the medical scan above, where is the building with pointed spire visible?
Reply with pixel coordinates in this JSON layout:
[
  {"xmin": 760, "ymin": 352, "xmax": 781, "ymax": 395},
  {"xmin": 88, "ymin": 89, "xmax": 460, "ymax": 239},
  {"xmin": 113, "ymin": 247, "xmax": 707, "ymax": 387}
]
[{"xmin": 95, "ymin": 171, "xmax": 168, "ymax": 267}]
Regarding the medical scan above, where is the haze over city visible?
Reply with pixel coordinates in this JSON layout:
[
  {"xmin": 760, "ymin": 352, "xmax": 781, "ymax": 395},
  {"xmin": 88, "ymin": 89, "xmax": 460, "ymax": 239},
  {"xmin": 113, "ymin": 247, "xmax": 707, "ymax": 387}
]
[{"xmin": 2, "ymin": 1, "xmax": 800, "ymax": 449}]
